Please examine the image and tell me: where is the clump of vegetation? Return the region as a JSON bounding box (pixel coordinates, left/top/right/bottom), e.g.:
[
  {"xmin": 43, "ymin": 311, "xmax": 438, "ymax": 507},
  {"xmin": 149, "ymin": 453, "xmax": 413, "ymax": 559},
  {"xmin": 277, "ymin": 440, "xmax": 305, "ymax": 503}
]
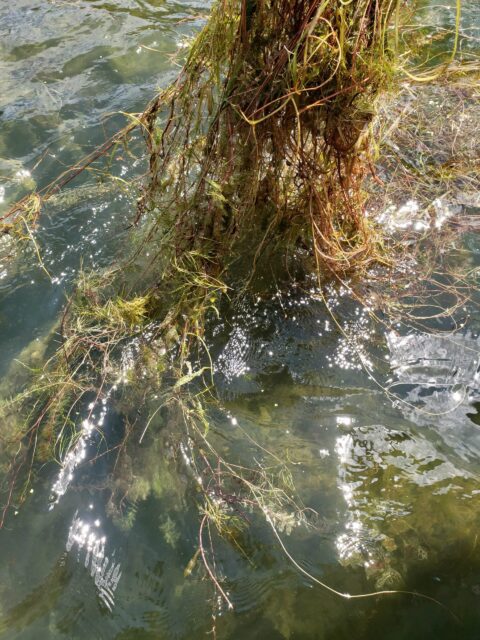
[
  {"xmin": 142, "ymin": 0, "xmax": 409, "ymax": 274},
  {"xmin": 0, "ymin": 0, "xmax": 476, "ymax": 614}
]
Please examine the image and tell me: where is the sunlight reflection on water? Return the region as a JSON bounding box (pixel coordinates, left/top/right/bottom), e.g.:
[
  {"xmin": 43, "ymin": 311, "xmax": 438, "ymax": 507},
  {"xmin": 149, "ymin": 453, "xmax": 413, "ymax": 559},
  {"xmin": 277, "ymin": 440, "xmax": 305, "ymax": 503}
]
[{"xmin": 67, "ymin": 510, "xmax": 122, "ymax": 611}]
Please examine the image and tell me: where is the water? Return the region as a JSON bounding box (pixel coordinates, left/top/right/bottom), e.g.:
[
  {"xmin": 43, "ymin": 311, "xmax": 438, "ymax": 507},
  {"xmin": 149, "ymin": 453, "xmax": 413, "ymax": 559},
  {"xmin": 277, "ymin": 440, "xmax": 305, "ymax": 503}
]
[{"xmin": 0, "ymin": 2, "xmax": 480, "ymax": 639}]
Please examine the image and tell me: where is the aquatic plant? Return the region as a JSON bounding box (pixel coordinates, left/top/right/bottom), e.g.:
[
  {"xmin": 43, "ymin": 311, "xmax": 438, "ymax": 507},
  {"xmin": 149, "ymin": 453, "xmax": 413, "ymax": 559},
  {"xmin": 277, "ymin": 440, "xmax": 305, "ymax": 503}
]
[
  {"xmin": 0, "ymin": 0, "xmax": 477, "ymax": 619},
  {"xmin": 141, "ymin": 0, "xmax": 411, "ymax": 272}
]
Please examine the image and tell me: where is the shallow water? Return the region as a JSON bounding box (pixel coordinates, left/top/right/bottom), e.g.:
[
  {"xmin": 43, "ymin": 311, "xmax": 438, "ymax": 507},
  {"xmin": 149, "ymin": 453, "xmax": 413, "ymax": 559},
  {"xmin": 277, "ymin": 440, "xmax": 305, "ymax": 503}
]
[{"xmin": 0, "ymin": 2, "xmax": 480, "ymax": 639}]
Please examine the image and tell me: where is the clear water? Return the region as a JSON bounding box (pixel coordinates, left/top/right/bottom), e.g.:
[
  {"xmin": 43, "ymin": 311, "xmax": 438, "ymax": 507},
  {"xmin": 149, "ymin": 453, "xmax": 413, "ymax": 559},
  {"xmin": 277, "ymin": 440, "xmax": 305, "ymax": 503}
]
[{"xmin": 0, "ymin": 2, "xmax": 480, "ymax": 639}]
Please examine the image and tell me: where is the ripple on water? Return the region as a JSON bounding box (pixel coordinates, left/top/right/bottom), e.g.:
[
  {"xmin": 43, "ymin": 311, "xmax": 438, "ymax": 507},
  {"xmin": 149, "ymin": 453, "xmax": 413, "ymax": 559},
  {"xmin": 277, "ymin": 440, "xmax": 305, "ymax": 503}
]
[
  {"xmin": 66, "ymin": 510, "xmax": 122, "ymax": 611},
  {"xmin": 387, "ymin": 330, "xmax": 480, "ymax": 462},
  {"xmin": 230, "ymin": 569, "xmax": 293, "ymax": 614},
  {"xmin": 213, "ymin": 284, "xmax": 374, "ymax": 399}
]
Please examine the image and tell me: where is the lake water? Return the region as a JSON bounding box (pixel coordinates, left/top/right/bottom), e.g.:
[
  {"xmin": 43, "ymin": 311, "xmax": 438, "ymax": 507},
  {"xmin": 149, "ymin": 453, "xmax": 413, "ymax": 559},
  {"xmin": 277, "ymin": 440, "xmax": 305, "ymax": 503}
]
[{"xmin": 0, "ymin": 2, "xmax": 479, "ymax": 639}]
